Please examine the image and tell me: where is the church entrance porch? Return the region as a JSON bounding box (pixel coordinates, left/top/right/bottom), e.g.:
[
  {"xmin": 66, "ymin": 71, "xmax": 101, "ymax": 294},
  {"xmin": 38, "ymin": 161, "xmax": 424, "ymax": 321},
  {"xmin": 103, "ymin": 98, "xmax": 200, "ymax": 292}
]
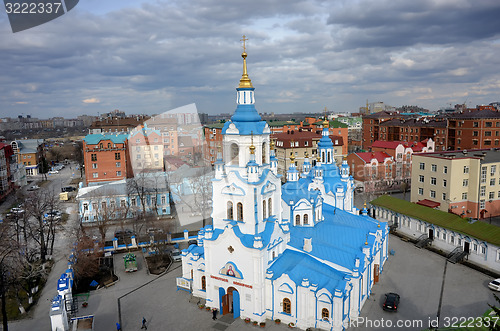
[{"xmin": 220, "ymin": 286, "xmax": 240, "ymax": 318}]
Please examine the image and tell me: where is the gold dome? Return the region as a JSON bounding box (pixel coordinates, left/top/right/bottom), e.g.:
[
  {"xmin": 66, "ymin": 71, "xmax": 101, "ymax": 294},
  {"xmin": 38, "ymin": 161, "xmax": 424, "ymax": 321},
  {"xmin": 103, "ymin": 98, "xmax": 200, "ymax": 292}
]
[{"xmin": 238, "ymin": 36, "xmax": 253, "ymax": 88}]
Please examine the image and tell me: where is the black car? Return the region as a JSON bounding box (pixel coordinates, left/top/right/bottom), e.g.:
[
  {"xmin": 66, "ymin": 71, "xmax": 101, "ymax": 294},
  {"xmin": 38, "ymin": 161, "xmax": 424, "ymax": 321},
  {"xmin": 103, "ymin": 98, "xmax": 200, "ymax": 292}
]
[
  {"xmin": 62, "ymin": 186, "xmax": 76, "ymax": 192},
  {"xmin": 382, "ymin": 292, "xmax": 400, "ymax": 312}
]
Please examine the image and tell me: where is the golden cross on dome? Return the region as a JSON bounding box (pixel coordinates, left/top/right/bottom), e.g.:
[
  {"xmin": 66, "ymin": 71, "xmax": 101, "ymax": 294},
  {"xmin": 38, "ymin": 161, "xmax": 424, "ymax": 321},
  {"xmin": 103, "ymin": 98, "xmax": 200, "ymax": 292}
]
[
  {"xmin": 240, "ymin": 35, "xmax": 248, "ymax": 52},
  {"xmin": 323, "ymin": 106, "xmax": 328, "ymax": 120}
]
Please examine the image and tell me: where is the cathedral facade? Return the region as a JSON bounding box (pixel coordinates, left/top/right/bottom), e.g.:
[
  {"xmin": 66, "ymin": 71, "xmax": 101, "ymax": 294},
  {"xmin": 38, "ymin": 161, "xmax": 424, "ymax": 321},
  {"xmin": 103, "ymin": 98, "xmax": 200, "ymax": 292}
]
[{"xmin": 180, "ymin": 48, "xmax": 389, "ymax": 331}]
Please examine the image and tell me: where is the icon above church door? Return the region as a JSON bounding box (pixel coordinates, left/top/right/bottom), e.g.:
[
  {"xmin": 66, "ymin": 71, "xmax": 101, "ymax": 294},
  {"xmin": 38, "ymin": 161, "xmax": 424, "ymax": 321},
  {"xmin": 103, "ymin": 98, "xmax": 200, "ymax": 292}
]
[{"xmin": 219, "ymin": 262, "xmax": 243, "ymax": 279}]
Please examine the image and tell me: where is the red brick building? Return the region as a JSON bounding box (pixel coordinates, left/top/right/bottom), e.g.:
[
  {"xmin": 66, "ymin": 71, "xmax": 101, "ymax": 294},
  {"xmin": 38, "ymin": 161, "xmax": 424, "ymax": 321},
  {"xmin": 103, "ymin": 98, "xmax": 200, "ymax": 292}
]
[
  {"xmin": 0, "ymin": 143, "xmax": 15, "ymax": 201},
  {"xmin": 346, "ymin": 151, "xmax": 395, "ymax": 192},
  {"xmin": 83, "ymin": 133, "xmax": 131, "ymax": 185},
  {"xmin": 446, "ymin": 106, "xmax": 500, "ymax": 150}
]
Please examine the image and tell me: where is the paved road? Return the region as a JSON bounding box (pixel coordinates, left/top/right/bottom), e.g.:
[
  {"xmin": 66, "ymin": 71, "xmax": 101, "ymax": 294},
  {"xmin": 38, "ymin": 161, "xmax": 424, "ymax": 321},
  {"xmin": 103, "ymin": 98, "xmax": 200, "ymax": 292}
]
[{"xmin": 7, "ymin": 164, "xmax": 83, "ymax": 331}]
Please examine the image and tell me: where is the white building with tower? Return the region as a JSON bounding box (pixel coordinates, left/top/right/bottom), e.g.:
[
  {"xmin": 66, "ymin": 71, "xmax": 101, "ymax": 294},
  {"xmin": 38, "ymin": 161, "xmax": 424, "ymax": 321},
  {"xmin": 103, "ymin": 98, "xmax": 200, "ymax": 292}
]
[{"xmin": 179, "ymin": 44, "xmax": 388, "ymax": 331}]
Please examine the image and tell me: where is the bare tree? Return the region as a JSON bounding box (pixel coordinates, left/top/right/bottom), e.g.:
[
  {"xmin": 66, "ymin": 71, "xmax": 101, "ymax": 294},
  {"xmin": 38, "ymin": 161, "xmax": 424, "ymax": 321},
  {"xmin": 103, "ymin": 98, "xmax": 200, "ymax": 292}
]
[
  {"xmin": 72, "ymin": 228, "xmax": 101, "ymax": 284},
  {"xmin": 0, "ymin": 222, "xmax": 21, "ymax": 330}
]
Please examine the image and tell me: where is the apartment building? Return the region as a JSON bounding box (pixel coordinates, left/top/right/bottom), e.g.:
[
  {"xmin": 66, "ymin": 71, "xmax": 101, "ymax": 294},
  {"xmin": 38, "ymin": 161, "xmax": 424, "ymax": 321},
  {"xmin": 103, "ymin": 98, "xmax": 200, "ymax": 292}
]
[
  {"xmin": 411, "ymin": 149, "xmax": 500, "ymax": 219},
  {"xmin": 346, "ymin": 151, "xmax": 394, "ymax": 192},
  {"xmin": 145, "ymin": 115, "xmax": 179, "ymax": 156},
  {"xmin": 0, "ymin": 143, "xmax": 15, "ymax": 201},
  {"xmin": 273, "ymin": 130, "xmax": 344, "ymax": 177},
  {"xmin": 83, "ymin": 133, "xmax": 130, "ymax": 185},
  {"xmin": 204, "ymin": 123, "xmax": 224, "ymax": 164},
  {"xmin": 447, "ymin": 106, "xmax": 500, "ymax": 150}
]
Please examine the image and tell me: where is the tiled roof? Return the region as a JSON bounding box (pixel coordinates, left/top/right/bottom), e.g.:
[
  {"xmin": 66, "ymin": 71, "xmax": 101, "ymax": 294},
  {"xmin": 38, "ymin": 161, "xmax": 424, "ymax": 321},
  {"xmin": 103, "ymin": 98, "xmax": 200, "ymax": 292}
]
[
  {"xmin": 447, "ymin": 109, "xmax": 500, "ymax": 120},
  {"xmin": 353, "ymin": 151, "xmax": 392, "ymax": 163},
  {"xmin": 273, "ymin": 131, "xmax": 343, "ymax": 148},
  {"xmin": 379, "ymin": 118, "xmax": 447, "ymax": 128}
]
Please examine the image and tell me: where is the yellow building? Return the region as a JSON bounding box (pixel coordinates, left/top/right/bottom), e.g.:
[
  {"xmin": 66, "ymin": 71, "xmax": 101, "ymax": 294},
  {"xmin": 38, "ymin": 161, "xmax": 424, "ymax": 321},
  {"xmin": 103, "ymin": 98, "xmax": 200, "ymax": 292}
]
[{"xmin": 411, "ymin": 149, "xmax": 500, "ymax": 220}]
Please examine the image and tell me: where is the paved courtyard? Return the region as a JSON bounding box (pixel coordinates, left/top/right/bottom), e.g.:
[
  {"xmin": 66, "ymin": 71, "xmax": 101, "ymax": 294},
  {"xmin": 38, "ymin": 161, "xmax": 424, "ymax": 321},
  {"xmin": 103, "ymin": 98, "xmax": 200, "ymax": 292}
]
[{"xmin": 8, "ymin": 233, "xmax": 497, "ymax": 331}]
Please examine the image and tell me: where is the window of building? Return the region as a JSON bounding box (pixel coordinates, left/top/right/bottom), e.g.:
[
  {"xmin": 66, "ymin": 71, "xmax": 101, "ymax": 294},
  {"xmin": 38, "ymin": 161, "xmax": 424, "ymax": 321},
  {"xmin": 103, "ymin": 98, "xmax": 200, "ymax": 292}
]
[
  {"xmin": 93, "ymin": 172, "xmax": 98, "ymax": 178},
  {"xmin": 268, "ymin": 198, "xmax": 272, "ymax": 216},
  {"xmin": 481, "ymin": 246, "xmax": 486, "ymax": 255},
  {"xmin": 443, "ymin": 166, "xmax": 448, "ymax": 174},
  {"xmin": 462, "ymin": 192, "xmax": 467, "ymax": 200},
  {"xmin": 227, "ymin": 201, "xmax": 233, "ymax": 220},
  {"xmin": 91, "ymin": 154, "xmax": 97, "ymax": 161},
  {"xmin": 431, "ymin": 164, "xmax": 437, "ymax": 172},
  {"xmin": 418, "ymin": 188, "xmax": 423, "ymax": 195},
  {"xmin": 492, "ymin": 165, "xmax": 497, "ymax": 175},
  {"xmin": 430, "ymin": 190, "xmax": 436, "ymax": 198},
  {"xmin": 486, "ymin": 122, "xmax": 493, "ymax": 127},
  {"xmin": 115, "ymin": 153, "xmax": 121, "ymax": 160},
  {"xmin": 322, "ymin": 308, "xmax": 329, "ymax": 321},
  {"xmin": 431, "ymin": 177, "xmax": 436, "ymax": 185},
  {"xmin": 442, "ymin": 193, "xmax": 446, "ymax": 200},
  {"xmin": 92, "ymin": 163, "xmax": 97, "ymax": 169},
  {"xmin": 419, "ymin": 175, "xmax": 424, "ymax": 183},
  {"xmin": 481, "ymin": 167, "xmax": 487, "ymax": 183},
  {"xmin": 491, "ymin": 178, "xmax": 496, "ymax": 186},
  {"xmin": 473, "ymin": 122, "xmax": 479, "ymax": 127},
  {"xmin": 485, "ymin": 140, "xmax": 492, "ymax": 145},
  {"xmin": 116, "ymin": 171, "xmax": 122, "ymax": 176},
  {"xmin": 116, "ymin": 162, "xmax": 121, "ymax": 167},
  {"xmin": 161, "ymin": 196, "xmax": 166, "ymax": 204},
  {"xmin": 480, "ymin": 186, "xmax": 486, "ymax": 197},
  {"xmin": 283, "ymin": 298, "xmax": 291, "ymax": 314},
  {"xmin": 83, "ymin": 203, "xmax": 88, "ymax": 211},
  {"xmin": 237, "ymin": 202, "xmax": 243, "ymax": 222},
  {"xmin": 473, "ymin": 131, "xmax": 479, "ymax": 136},
  {"xmin": 489, "ymin": 191, "xmax": 495, "ymax": 199},
  {"xmin": 201, "ymin": 276, "xmax": 206, "ymax": 291},
  {"xmin": 263, "ymin": 200, "xmax": 267, "ymax": 219},
  {"xmin": 442, "ymin": 233, "xmax": 446, "ymax": 240},
  {"xmin": 486, "ymin": 131, "xmax": 492, "ymax": 136},
  {"xmin": 480, "ymin": 200, "xmax": 485, "ymax": 209},
  {"xmin": 136, "ymin": 146, "xmax": 141, "ymax": 152},
  {"xmin": 463, "ymin": 179, "xmax": 468, "ymax": 186},
  {"xmin": 295, "ymin": 214, "xmax": 300, "ymax": 226},
  {"xmin": 304, "ymin": 214, "xmax": 309, "ymax": 225},
  {"xmin": 443, "ymin": 179, "xmax": 447, "ymax": 187},
  {"xmin": 136, "ymin": 139, "xmax": 140, "ymax": 143},
  {"xmin": 473, "ymin": 139, "xmax": 478, "ymax": 145},
  {"xmin": 464, "ymin": 166, "xmax": 469, "ymax": 174},
  {"xmin": 131, "ymin": 198, "xmax": 136, "ymax": 206},
  {"xmin": 419, "ymin": 162, "xmax": 425, "ymax": 170}
]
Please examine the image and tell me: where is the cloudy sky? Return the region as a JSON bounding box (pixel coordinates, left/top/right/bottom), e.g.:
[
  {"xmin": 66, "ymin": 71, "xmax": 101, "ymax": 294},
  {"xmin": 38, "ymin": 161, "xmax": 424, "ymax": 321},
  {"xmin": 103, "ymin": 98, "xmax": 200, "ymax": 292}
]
[{"xmin": 1, "ymin": 0, "xmax": 500, "ymax": 119}]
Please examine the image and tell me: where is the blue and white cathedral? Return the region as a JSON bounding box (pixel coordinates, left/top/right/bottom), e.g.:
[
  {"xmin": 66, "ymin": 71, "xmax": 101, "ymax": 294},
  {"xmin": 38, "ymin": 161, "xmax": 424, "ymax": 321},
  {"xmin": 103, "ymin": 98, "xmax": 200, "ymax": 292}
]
[{"xmin": 180, "ymin": 45, "xmax": 389, "ymax": 331}]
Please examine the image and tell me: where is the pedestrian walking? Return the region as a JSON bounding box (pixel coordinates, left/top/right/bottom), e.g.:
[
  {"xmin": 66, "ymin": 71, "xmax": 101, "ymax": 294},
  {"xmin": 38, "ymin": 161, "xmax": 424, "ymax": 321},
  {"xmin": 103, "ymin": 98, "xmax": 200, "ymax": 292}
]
[
  {"xmin": 212, "ymin": 308, "xmax": 217, "ymax": 320},
  {"xmin": 116, "ymin": 322, "xmax": 121, "ymax": 331},
  {"xmin": 141, "ymin": 317, "xmax": 147, "ymax": 329}
]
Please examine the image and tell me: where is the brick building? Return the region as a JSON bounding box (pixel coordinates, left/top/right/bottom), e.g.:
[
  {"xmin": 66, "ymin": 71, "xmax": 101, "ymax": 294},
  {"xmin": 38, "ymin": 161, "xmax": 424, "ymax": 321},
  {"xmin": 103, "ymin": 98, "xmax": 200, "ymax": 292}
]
[
  {"xmin": 83, "ymin": 133, "xmax": 130, "ymax": 185},
  {"xmin": 204, "ymin": 123, "xmax": 224, "ymax": 164},
  {"xmin": 0, "ymin": 143, "xmax": 15, "ymax": 201},
  {"xmin": 446, "ymin": 106, "xmax": 500, "ymax": 151},
  {"xmin": 89, "ymin": 115, "xmax": 150, "ymax": 134},
  {"xmin": 273, "ymin": 130, "xmax": 345, "ymax": 177},
  {"xmin": 346, "ymin": 151, "xmax": 394, "ymax": 192}
]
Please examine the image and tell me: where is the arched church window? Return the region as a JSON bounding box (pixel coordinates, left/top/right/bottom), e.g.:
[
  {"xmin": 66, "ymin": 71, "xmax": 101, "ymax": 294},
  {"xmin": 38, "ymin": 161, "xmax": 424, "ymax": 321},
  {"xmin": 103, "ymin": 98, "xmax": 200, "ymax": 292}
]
[
  {"xmin": 272, "ymin": 251, "xmax": 275, "ymax": 260},
  {"xmin": 328, "ymin": 151, "xmax": 331, "ymax": 163},
  {"xmin": 322, "ymin": 151, "xmax": 325, "ymax": 163},
  {"xmin": 268, "ymin": 198, "xmax": 272, "ymax": 216},
  {"xmin": 227, "ymin": 201, "xmax": 233, "ymax": 220},
  {"xmin": 295, "ymin": 214, "xmax": 300, "ymax": 226},
  {"xmin": 263, "ymin": 200, "xmax": 267, "ymax": 219},
  {"xmin": 230, "ymin": 143, "xmax": 239, "ymax": 165},
  {"xmin": 322, "ymin": 308, "xmax": 329, "ymax": 320},
  {"xmin": 201, "ymin": 276, "xmax": 206, "ymax": 291},
  {"xmin": 304, "ymin": 214, "xmax": 309, "ymax": 225},
  {"xmin": 262, "ymin": 142, "xmax": 267, "ymax": 164},
  {"xmin": 237, "ymin": 202, "xmax": 243, "ymax": 222},
  {"xmin": 283, "ymin": 298, "xmax": 291, "ymax": 314}
]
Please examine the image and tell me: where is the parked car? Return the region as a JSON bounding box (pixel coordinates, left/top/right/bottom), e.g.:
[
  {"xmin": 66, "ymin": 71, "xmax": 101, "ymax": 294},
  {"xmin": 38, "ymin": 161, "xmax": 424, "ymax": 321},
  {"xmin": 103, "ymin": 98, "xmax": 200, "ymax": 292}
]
[
  {"xmin": 382, "ymin": 293, "xmax": 400, "ymax": 312},
  {"xmin": 61, "ymin": 186, "xmax": 76, "ymax": 192},
  {"xmin": 171, "ymin": 249, "xmax": 182, "ymax": 262},
  {"xmin": 114, "ymin": 229, "xmax": 134, "ymax": 240},
  {"xmin": 48, "ymin": 170, "xmax": 59, "ymax": 174},
  {"xmin": 27, "ymin": 185, "xmax": 40, "ymax": 191},
  {"xmin": 488, "ymin": 278, "xmax": 500, "ymax": 291}
]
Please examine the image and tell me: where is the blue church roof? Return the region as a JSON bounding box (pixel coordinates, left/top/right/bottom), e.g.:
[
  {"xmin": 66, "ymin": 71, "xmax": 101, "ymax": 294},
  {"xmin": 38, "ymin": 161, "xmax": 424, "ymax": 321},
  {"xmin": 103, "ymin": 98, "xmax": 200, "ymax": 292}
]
[
  {"xmin": 268, "ymin": 250, "xmax": 348, "ymax": 293},
  {"xmin": 282, "ymin": 180, "xmax": 320, "ymax": 206},
  {"xmin": 222, "ymin": 117, "xmax": 267, "ymax": 135},
  {"xmin": 287, "ymin": 205, "xmax": 382, "ymax": 271}
]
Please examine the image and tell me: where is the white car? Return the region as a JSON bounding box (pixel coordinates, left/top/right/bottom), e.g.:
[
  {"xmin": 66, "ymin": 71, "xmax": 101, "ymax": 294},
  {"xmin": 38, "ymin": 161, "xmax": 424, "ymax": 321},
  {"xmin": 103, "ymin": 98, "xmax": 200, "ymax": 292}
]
[
  {"xmin": 48, "ymin": 170, "xmax": 59, "ymax": 174},
  {"xmin": 488, "ymin": 279, "xmax": 500, "ymax": 291},
  {"xmin": 171, "ymin": 249, "xmax": 182, "ymax": 262},
  {"xmin": 27, "ymin": 185, "xmax": 40, "ymax": 191}
]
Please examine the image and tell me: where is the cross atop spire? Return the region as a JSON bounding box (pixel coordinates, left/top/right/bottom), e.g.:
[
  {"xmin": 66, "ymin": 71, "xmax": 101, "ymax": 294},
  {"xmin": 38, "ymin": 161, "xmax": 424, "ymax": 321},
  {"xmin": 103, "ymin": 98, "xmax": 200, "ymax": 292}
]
[{"xmin": 240, "ymin": 35, "xmax": 248, "ymax": 53}]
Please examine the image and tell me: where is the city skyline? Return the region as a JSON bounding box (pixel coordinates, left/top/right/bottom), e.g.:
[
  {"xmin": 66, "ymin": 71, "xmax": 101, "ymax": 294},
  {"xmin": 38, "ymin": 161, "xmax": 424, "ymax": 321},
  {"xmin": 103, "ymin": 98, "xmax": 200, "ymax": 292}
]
[{"xmin": 1, "ymin": 0, "xmax": 500, "ymax": 118}]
